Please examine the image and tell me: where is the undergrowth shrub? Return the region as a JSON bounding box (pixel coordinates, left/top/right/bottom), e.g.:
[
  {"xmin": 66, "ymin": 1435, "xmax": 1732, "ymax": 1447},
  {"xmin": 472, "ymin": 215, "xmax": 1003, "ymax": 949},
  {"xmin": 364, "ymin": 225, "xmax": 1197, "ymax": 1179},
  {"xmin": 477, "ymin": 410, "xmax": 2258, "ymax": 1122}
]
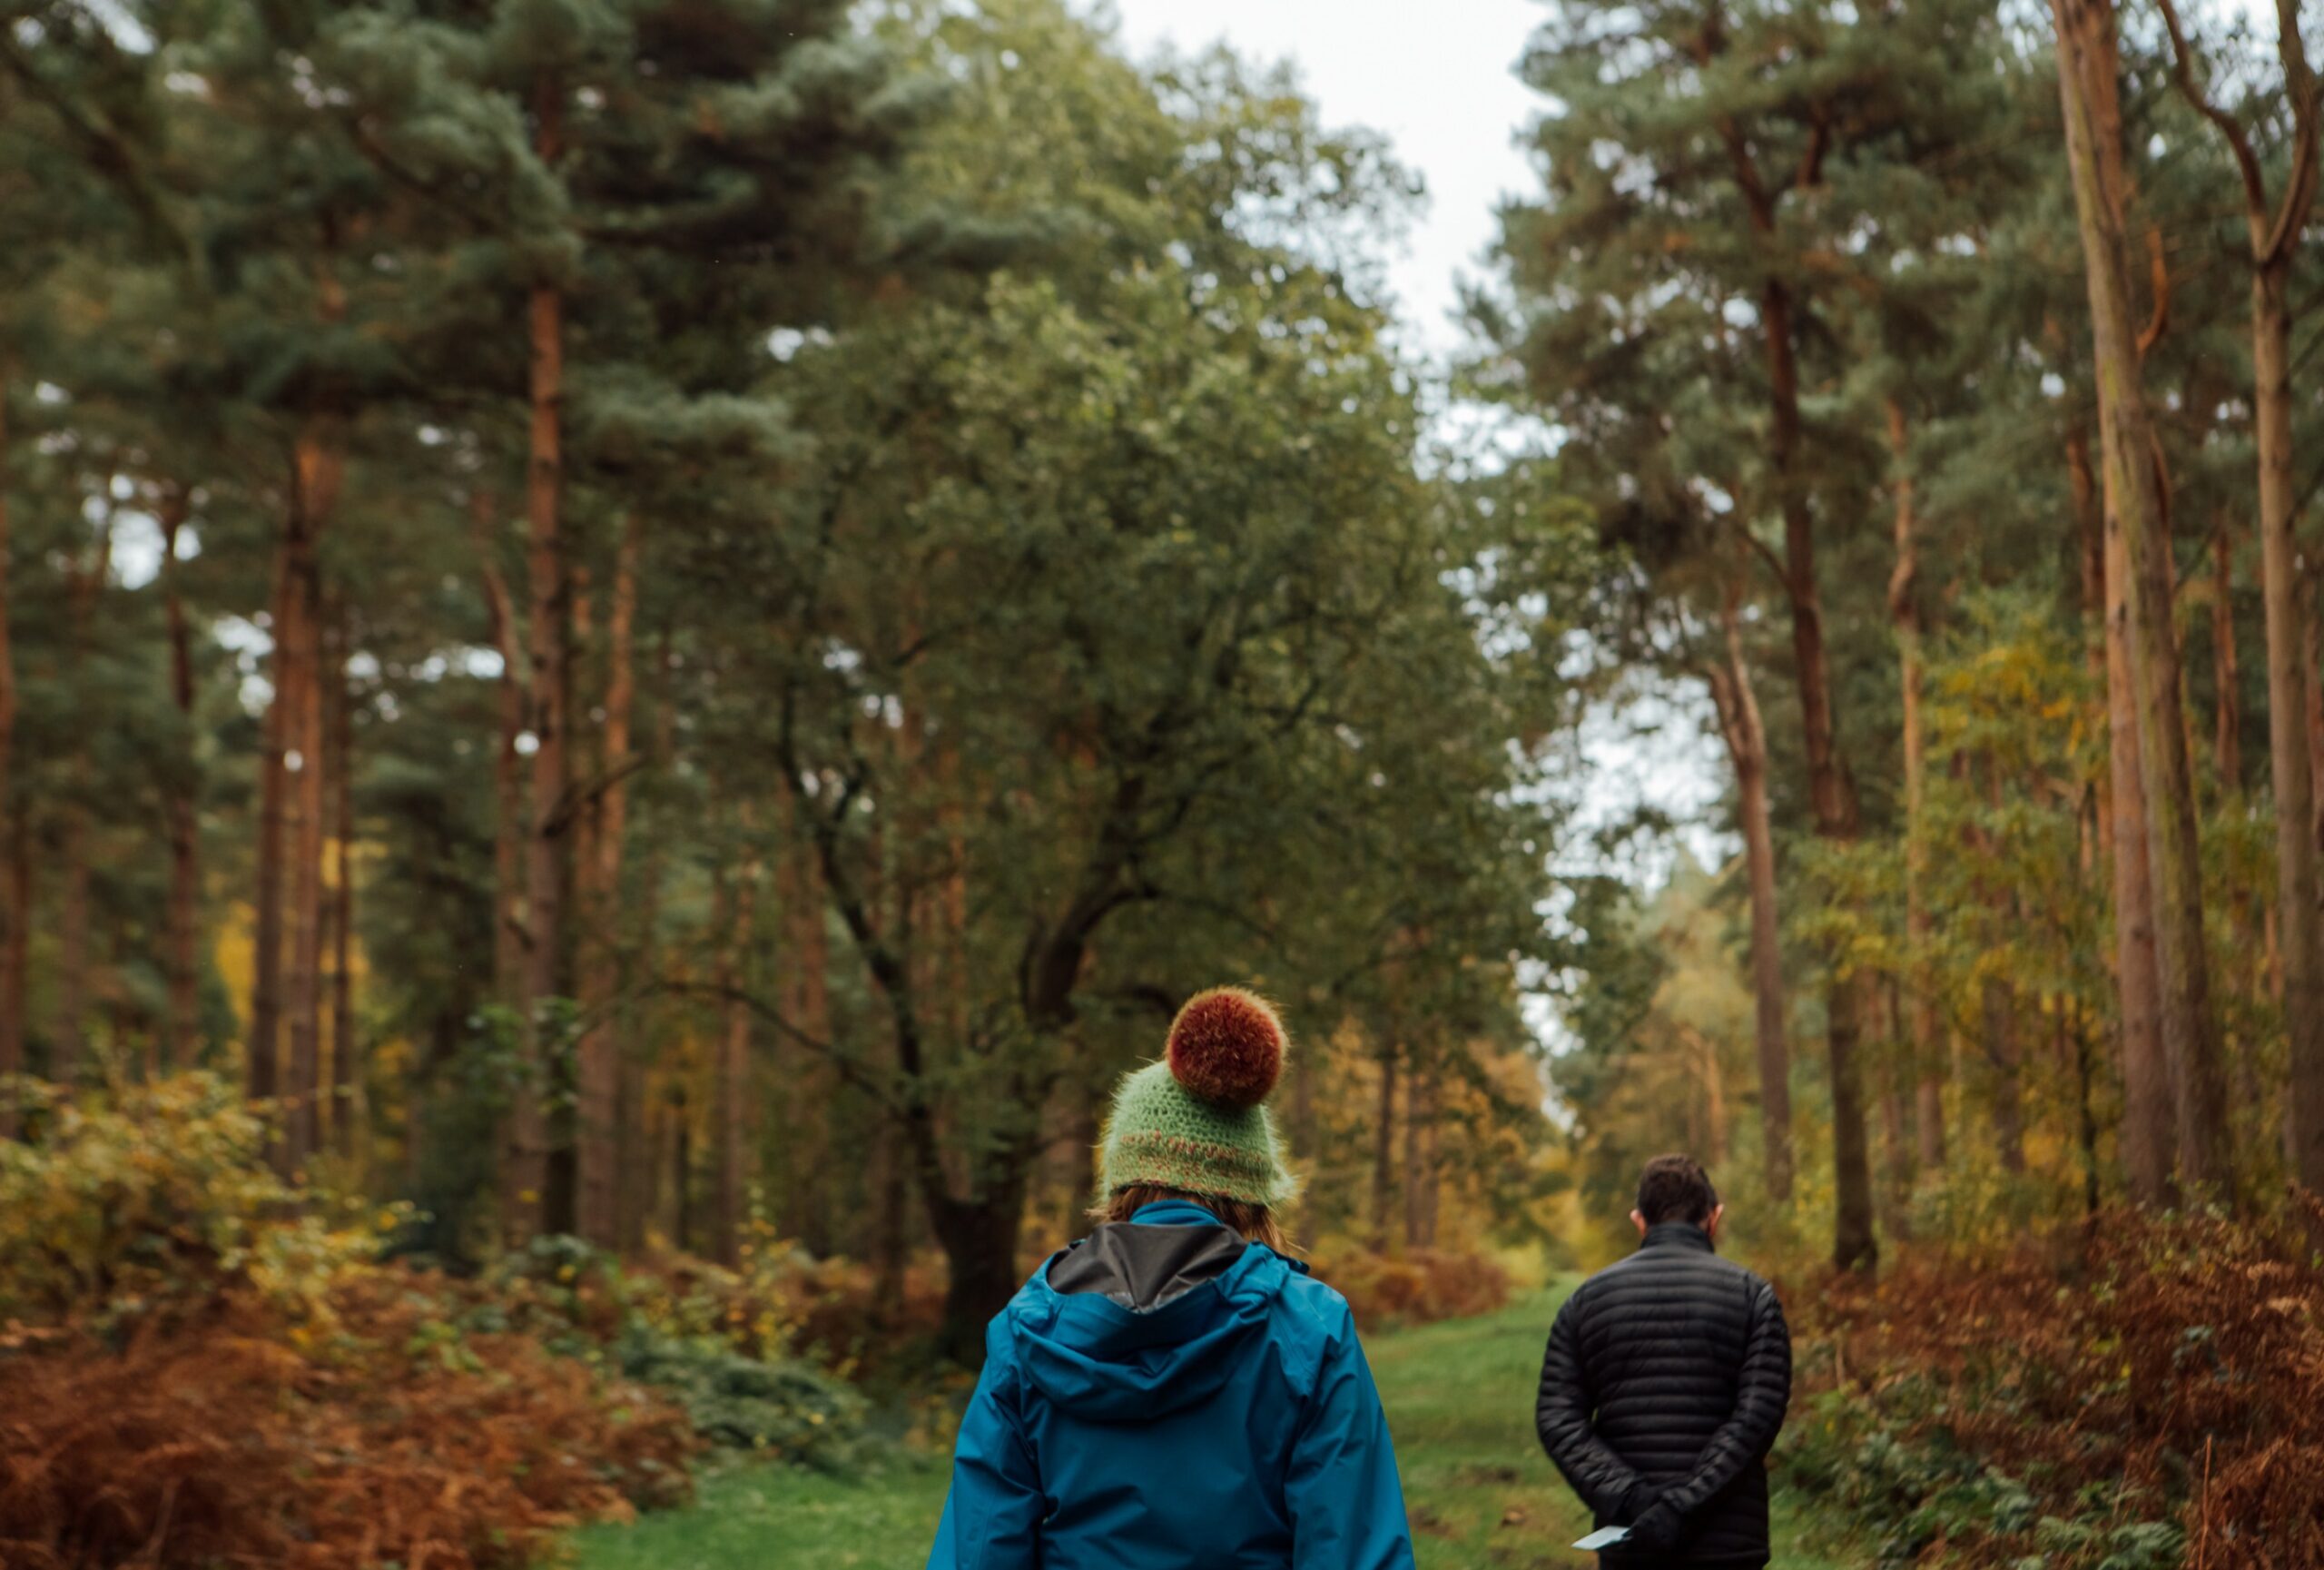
[
  {"xmin": 0, "ymin": 1071, "xmax": 878, "ymax": 1566},
  {"xmin": 0, "ymin": 1278, "xmax": 694, "ymax": 1570},
  {"xmin": 618, "ymin": 1327, "xmax": 868, "ymax": 1468},
  {"xmin": 1320, "ymin": 1247, "xmax": 1512, "ymax": 1331},
  {"xmin": 473, "ymin": 1230, "xmax": 877, "ymax": 1465},
  {"xmin": 1777, "ymin": 1205, "xmax": 2324, "ymax": 1567},
  {"xmin": 0, "ymin": 1073, "xmax": 397, "ymax": 1331}
]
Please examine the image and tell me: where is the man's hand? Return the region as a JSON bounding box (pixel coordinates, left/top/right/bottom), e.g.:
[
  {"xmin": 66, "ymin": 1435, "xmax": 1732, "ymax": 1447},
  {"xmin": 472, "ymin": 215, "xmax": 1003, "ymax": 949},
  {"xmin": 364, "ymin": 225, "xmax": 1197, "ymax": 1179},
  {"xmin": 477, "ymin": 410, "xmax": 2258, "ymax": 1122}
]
[
  {"xmin": 1626, "ymin": 1497, "xmax": 1684, "ymax": 1553},
  {"xmin": 1614, "ymin": 1482, "xmax": 1657, "ymax": 1527}
]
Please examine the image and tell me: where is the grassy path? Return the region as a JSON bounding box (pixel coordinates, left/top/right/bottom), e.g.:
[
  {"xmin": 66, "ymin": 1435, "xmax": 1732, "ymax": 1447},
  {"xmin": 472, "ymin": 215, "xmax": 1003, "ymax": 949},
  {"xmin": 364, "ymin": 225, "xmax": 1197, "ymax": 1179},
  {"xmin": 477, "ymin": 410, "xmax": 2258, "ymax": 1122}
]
[{"xmin": 568, "ymin": 1287, "xmax": 1852, "ymax": 1569}]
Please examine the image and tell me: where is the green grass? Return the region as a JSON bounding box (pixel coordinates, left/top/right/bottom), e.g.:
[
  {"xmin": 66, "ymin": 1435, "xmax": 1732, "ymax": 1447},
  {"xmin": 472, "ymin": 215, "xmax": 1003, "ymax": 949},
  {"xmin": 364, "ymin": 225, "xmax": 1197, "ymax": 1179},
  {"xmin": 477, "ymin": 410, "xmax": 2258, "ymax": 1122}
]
[
  {"xmin": 566, "ymin": 1461, "xmax": 952, "ymax": 1570},
  {"xmin": 567, "ymin": 1287, "xmax": 1857, "ymax": 1569}
]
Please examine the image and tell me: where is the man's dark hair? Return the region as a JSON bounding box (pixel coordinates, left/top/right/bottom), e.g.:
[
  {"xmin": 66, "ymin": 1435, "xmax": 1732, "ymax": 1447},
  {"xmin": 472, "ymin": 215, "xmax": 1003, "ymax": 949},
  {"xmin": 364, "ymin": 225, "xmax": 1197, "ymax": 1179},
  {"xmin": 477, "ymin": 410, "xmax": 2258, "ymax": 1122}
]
[{"xmin": 1636, "ymin": 1154, "xmax": 1718, "ymax": 1226}]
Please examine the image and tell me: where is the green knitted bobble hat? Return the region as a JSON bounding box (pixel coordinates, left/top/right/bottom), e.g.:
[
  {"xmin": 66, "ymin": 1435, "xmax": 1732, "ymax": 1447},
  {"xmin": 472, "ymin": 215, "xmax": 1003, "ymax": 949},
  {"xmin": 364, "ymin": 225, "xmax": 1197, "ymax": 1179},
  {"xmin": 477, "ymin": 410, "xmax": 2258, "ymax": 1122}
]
[{"xmin": 1100, "ymin": 986, "xmax": 1297, "ymax": 1208}]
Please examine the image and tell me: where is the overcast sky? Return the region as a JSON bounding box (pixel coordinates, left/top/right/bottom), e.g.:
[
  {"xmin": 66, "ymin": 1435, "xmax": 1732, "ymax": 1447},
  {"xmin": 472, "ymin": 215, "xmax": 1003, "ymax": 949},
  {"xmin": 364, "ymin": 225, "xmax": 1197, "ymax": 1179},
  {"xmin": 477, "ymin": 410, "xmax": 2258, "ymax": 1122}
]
[
  {"xmin": 1106, "ymin": 0, "xmax": 2281, "ymax": 371},
  {"xmin": 1107, "ymin": 0, "xmax": 1539, "ymax": 374}
]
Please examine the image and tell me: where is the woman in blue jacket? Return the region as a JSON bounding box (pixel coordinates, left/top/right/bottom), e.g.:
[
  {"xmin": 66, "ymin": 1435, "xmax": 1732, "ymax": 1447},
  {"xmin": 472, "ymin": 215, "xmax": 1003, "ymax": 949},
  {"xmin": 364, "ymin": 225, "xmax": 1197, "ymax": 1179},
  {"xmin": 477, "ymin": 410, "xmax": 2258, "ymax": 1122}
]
[{"xmin": 928, "ymin": 987, "xmax": 1416, "ymax": 1570}]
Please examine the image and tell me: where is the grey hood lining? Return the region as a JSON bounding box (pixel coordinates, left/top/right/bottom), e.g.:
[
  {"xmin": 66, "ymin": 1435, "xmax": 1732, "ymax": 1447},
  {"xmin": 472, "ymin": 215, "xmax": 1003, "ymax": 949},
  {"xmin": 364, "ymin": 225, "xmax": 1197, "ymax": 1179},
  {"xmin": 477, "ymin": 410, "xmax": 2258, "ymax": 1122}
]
[{"xmin": 1047, "ymin": 1220, "xmax": 1249, "ymax": 1312}]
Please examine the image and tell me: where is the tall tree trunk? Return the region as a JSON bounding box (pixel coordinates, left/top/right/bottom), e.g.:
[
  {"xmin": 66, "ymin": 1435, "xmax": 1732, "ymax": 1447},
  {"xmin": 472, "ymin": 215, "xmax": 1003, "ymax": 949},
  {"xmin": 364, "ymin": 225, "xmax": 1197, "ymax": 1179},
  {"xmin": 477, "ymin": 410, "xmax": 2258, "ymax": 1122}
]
[
  {"xmin": 325, "ymin": 600, "xmax": 356, "ymax": 1158},
  {"xmin": 1700, "ymin": 1028, "xmax": 1729, "ymax": 1169},
  {"xmin": 1983, "ymin": 980, "xmax": 2028, "ymax": 1176},
  {"xmin": 2307, "ymin": 572, "xmax": 2324, "ymax": 862},
  {"xmin": 714, "ymin": 815, "xmax": 760, "ymax": 1268},
  {"xmin": 0, "ymin": 354, "xmax": 17, "ymax": 1129},
  {"xmin": 2211, "ymin": 515, "xmax": 2242, "ymax": 786},
  {"xmin": 929, "ymin": 1181, "xmax": 1029, "ymax": 1366},
  {"xmin": 2259, "ymin": 256, "xmax": 2324, "ymax": 1190},
  {"xmin": 1402, "ymin": 1066, "xmax": 1431, "ymax": 1249},
  {"xmin": 576, "ymin": 518, "xmax": 638, "ymax": 1249},
  {"xmin": 1978, "ymin": 766, "xmax": 2029, "ymax": 1178},
  {"xmin": 159, "ymin": 490, "xmax": 202, "ymax": 1068},
  {"xmin": 1765, "ymin": 275, "xmax": 1876, "ymax": 1270},
  {"xmin": 565, "ymin": 570, "xmax": 598, "ymax": 1227},
  {"xmin": 473, "ymin": 492, "xmax": 527, "ymax": 1012},
  {"xmin": 54, "ymin": 801, "xmax": 89, "ymax": 1085},
  {"xmin": 474, "ymin": 491, "xmax": 537, "ymax": 1234},
  {"xmin": 2155, "ymin": 0, "xmax": 2324, "ymax": 1190},
  {"xmin": 0, "ymin": 818, "xmax": 24, "ymax": 1136},
  {"xmin": 2070, "ymin": 1001, "xmax": 2103, "ymax": 1217},
  {"xmin": 872, "ymin": 1116, "xmax": 911, "ymax": 1307},
  {"xmin": 2083, "ymin": 427, "xmax": 2175, "ymax": 1203},
  {"xmin": 1372, "ymin": 1031, "xmax": 1399, "ymax": 1249},
  {"xmin": 284, "ymin": 426, "xmax": 339, "ymax": 1165},
  {"xmin": 620, "ymin": 630, "xmax": 677, "ymax": 1253},
  {"xmin": 2053, "ymin": 0, "xmax": 2231, "ymax": 1194},
  {"xmin": 1706, "ymin": 584, "xmax": 1793, "ymax": 1200},
  {"xmin": 793, "ymin": 832, "xmax": 833, "ymax": 1249},
  {"xmin": 251, "ymin": 523, "xmax": 294, "ymax": 1113},
  {"xmin": 1878, "ymin": 1066, "xmax": 1914, "ymax": 1239},
  {"xmin": 1888, "ymin": 400, "xmax": 1947, "ymax": 1176},
  {"xmin": 516, "ymin": 70, "xmax": 570, "ymax": 1237},
  {"xmin": 54, "ymin": 512, "xmax": 115, "ymax": 1088},
  {"xmin": 671, "ymin": 1086, "xmax": 694, "ymax": 1256}
]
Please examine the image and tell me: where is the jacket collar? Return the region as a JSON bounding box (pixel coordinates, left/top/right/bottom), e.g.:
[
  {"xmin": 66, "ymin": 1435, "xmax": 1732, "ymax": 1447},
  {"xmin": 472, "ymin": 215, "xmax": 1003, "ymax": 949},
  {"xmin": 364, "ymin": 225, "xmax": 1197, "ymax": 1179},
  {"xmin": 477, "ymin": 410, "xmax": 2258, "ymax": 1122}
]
[
  {"xmin": 1130, "ymin": 1198, "xmax": 1231, "ymax": 1229},
  {"xmin": 1640, "ymin": 1219, "xmax": 1716, "ymax": 1253}
]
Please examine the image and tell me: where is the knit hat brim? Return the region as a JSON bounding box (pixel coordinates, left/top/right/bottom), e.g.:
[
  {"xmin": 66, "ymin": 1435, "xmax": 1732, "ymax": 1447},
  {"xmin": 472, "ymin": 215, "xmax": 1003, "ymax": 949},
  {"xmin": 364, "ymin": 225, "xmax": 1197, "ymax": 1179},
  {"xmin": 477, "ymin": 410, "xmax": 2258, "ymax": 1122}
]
[{"xmin": 1099, "ymin": 1059, "xmax": 1298, "ymax": 1208}]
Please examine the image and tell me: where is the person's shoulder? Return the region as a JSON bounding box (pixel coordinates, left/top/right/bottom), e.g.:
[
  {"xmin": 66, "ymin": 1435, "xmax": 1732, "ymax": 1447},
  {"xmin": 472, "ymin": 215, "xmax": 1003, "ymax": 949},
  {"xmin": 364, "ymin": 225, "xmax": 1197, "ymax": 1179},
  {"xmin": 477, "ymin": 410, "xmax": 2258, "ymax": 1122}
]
[
  {"xmin": 1734, "ymin": 1262, "xmax": 1786, "ymax": 1312},
  {"xmin": 1272, "ymin": 1250, "xmax": 1356, "ymax": 1328},
  {"xmin": 1583, "ymin": 1243, "xmax": 1762, "ymax": 1298}
]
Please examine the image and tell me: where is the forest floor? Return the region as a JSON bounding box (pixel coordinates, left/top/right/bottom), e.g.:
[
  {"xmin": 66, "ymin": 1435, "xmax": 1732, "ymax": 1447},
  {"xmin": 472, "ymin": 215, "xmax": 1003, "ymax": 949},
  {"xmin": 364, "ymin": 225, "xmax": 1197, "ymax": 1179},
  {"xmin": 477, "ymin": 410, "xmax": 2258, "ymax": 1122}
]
[{"xmin": 566, "ymin": 1283, "xmax": 1856, "ymax": 1569}]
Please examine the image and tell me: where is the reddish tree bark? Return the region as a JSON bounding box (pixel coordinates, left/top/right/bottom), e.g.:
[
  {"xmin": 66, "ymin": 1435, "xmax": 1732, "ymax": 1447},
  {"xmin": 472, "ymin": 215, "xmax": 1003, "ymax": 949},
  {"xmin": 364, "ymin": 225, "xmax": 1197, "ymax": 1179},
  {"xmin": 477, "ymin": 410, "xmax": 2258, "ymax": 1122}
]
[
  {"xmin": 2211, "ymin": 515, "xmax": 2241, "ymax": 787},
  {"xmin": 713, "ymin": 813, "xmax": 761, "ymax": 1268},
  {"xmin": 0, "ymin": 353, "xmax": 17, "ymax": 1131},
  {"xmin": 158, "ymin": 489, "xmax": 202, "ymax": 1069},
  {"xmin": 512, "ymin": 67, "xmax": 570, "ymax": 1238},
  {"xmin": 325, "ymin": 599, "xmax": 356, "ymax": 1158},
  {"xmin": 2078, "ymin": 426, "xmax": 2174, "ymax": 1204},
  {"xmin": 2157, "ymin": 0, "xmax": 2324, "ymax": 1195},
  {"xmin": 1371, "ymin": 1027, "xmax": 1399, "ymax": 1249},
  {"xmin": 1, "ymin": 819, "xmax": 24, "ymax": 1137},
  {"xmin": 1705, "ymin": 582, "xmax": 1792, "ymax": 1200},
  {"xmin": 1709, "ymin": 94, "xmax": 1876, "ymax": 1267},
  {"xmin": 1888, "ymin": 400, "xmax": 1947, "ymax": 1176},
  {"xmin": 283, "ymin": 425, "xmax": 340, "ymax": 1166},
  {"xmin": 575, "ymin": 518, "xmax": 639, "ymax": 1248},
  {"xmin": 2053, "ymin": 0, "xmax": 2232, "ymax": 1193},
  {"xmin": 54, "ymin": 508, "xmax": 115, "ymax": 1088}
]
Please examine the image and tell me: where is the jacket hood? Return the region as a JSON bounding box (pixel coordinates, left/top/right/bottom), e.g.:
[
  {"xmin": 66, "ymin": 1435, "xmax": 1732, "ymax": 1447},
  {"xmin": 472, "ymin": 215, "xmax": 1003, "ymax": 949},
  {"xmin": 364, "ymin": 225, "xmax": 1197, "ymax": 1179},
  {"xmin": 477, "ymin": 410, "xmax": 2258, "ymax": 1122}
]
[{"xmin": 1006, "ymin": 1200, "xmax": 1305, "ymax": 1422}]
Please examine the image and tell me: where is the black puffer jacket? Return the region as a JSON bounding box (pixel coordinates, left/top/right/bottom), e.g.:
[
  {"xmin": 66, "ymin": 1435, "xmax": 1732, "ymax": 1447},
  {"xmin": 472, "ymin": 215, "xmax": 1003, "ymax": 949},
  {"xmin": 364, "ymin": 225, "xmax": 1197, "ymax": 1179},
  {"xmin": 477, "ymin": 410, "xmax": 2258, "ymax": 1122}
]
[{"xmin": 1535, "ymin": 1223, "xmax": 1792, "ymax": 1568}]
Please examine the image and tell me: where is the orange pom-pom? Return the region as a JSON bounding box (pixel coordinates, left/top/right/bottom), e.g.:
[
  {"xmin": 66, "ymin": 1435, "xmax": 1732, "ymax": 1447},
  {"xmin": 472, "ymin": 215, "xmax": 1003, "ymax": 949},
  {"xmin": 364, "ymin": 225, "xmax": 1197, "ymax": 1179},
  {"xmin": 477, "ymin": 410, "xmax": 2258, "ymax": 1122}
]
[{"xmin": 1166, "ymin": 988, "xmax": 1286, "ymax": 1110}]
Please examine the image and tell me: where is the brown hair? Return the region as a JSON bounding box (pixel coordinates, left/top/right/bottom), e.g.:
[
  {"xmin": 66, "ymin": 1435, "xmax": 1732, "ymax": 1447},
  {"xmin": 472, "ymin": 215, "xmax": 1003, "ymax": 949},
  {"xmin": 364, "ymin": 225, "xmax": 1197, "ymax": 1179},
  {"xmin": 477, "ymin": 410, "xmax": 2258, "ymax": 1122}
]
[
  {"xmin": 1636, "ymin": 1153, "xmax": 1719, "ymax": 1226},
  {"xmin": 1095, "ymin": 1185, "xmax": 1290, "ymax": 1253}
]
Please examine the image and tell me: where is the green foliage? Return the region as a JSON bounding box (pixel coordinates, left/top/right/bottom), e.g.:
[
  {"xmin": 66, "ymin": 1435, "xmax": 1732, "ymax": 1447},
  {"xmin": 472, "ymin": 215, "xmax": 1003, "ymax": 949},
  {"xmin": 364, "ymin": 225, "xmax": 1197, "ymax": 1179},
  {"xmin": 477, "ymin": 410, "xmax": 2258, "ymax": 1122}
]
[
  {"xmin": 617, "ymin": 1327, "xmax": 868, "ymax": 1470},
  {"xmin": 1781, "ymin": 1381, "xmax": 2183, "ymax": 1570},
  {"xmin": 465, "ymin": 1229, "xmax": 875, "ymax": 1468},
  {"xmin": 0, "ymin": 1071, "xmax": 399, "ymax": 1329}
]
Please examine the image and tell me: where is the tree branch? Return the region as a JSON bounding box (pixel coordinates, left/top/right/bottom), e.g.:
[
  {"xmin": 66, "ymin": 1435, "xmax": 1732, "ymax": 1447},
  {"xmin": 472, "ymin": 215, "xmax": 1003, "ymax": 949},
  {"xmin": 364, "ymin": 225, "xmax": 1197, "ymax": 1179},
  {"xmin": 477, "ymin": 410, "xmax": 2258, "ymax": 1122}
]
[{"xmin": 2154, "ymin": 0, "xmax": 2270, "ymax": 217}]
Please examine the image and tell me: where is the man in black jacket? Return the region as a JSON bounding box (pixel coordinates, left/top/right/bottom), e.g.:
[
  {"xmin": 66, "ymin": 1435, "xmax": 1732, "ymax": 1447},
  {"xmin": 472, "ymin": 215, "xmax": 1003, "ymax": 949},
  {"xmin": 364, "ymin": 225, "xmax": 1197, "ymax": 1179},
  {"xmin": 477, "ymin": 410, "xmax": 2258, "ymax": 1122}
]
[{"xmin": 1535, "ymin": 1155, "xmax": 1792, "ymax": 1567}]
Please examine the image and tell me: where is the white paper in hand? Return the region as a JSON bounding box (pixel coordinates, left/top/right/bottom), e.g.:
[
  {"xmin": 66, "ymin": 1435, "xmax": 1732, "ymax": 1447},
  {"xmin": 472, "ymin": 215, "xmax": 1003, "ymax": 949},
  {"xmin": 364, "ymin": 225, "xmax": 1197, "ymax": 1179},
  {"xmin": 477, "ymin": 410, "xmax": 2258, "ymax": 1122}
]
[{"xmin": 1572, "ymin": 1526, "xmax": 1632, "ymax": 1550}]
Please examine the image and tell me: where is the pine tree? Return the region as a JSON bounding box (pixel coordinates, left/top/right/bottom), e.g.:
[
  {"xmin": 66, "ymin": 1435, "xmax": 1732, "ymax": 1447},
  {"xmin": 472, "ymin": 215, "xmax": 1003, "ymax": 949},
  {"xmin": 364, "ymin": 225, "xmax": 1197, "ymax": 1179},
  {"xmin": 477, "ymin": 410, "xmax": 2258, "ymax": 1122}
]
[
  {"xmin": 1490, "ymin": 0, "xmax": 2024, "ymax": 1268},
  {"xmin": 2051, "ymin": 0, "xmax": 2232, "ymax": 1194},
  {"xmin": 2155, "ymin": 0, "xmax": 2324, "ymax": 1197}
]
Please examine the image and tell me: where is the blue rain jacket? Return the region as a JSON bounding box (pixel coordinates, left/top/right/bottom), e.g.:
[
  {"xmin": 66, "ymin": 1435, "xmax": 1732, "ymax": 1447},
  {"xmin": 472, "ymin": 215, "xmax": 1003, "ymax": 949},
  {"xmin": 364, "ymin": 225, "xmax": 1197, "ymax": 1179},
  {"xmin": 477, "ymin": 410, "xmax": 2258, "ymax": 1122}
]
[{"xmin": 928, "ymin": 1200, "xmax": 1415, "ymax": 1570}]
